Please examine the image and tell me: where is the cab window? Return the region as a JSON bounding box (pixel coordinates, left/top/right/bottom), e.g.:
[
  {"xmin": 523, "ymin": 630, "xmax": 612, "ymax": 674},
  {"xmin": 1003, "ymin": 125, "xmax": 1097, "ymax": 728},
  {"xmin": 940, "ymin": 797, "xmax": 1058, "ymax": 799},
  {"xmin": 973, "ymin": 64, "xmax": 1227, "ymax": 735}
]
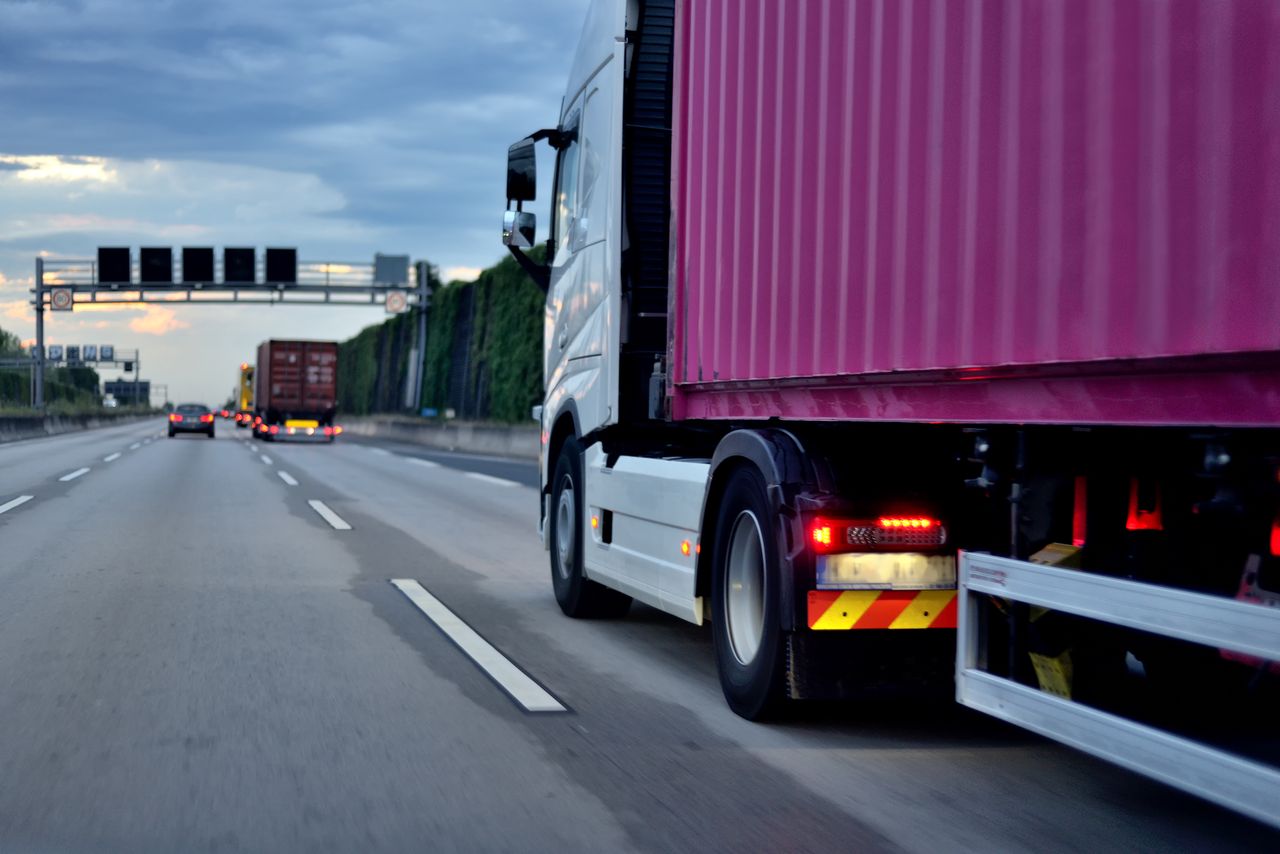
[{"xmin": 552, "ymin": 111, "xmax": 580, "ymax": 262}]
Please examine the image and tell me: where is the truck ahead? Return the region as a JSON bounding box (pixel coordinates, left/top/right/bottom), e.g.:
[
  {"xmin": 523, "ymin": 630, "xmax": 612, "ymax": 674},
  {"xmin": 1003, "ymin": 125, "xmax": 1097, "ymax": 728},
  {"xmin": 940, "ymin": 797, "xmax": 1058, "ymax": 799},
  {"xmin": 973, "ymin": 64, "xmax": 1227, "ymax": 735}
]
[
  {"xmin": 252, "ymin": 339, "xmax": 342, "ymax": 442},
  {"xmin": 502, "ymin": 0, "xmax": 1280, "ymax": 825}
]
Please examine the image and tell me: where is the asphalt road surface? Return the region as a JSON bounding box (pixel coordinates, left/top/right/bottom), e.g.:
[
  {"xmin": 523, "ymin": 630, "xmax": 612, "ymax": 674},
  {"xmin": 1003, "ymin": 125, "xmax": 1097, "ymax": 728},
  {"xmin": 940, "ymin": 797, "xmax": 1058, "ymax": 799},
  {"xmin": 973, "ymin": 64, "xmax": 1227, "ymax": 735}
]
[{"xmin": 1, "ymin": 418, "xmax": 1276, "ymax": 852}]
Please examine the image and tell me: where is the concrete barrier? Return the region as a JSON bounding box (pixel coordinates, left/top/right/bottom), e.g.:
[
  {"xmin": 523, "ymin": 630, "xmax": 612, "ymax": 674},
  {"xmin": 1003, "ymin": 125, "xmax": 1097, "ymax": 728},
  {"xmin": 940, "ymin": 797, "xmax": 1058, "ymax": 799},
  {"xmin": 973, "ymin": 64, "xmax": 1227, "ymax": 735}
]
[
  {"xmin": 0, "ymin": 412, "xmax": 153, "ymax": 444},
  {"xmin": 342, "ymin": 416, "xmax": 539, "ymax": 460}
]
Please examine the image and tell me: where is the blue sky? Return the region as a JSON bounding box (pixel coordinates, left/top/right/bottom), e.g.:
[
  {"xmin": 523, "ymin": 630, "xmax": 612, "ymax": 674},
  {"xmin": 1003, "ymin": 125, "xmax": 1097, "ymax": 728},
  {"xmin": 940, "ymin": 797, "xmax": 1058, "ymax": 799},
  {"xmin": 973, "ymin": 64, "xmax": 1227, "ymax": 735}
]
[{"xmin": 0, "ymin": 0, "xmax": 586, "ymax": 404}]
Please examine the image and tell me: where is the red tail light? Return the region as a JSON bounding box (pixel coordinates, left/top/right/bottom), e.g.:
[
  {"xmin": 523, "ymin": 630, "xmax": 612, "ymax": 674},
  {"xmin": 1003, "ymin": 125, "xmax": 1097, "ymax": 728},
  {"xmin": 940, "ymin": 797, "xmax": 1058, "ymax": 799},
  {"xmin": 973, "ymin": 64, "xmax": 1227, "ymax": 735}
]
[
  {"xmin": 1125, "ymin": 478, "xmax": 1163, "ymax": 531},
  {"xmin": 200, "ymin": 414, "xmax": 214, "ymax": 423},
  {"xmin": 1270, "ymin": 512, "xmax": 1280, "ymax": 558},
  {"xmin": 810, "ymin": 516, "xmax": 946, "ymax": 554},
  {"xmin": 269, "ymin": 425, "xmax": 279, "ymax": 434},
  {"xmin": 1072, "ymin": 475, "xmax": 1088, "ymax": 547},
  {"xmin": 169, "ymin": 414, "xmax": 183, "ymax": 422},
  {"xmin": 323, "ymin": 426, "xmax": 334, "ymax": 436}
]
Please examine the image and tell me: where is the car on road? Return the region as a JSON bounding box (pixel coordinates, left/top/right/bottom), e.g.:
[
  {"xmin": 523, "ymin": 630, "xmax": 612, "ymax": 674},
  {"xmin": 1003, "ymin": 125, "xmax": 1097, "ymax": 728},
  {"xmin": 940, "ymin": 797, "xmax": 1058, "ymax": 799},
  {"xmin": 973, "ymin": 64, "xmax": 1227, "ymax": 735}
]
[{"xmin": 168, "ymin": 403, "xmax": 215, "ymax": 439}]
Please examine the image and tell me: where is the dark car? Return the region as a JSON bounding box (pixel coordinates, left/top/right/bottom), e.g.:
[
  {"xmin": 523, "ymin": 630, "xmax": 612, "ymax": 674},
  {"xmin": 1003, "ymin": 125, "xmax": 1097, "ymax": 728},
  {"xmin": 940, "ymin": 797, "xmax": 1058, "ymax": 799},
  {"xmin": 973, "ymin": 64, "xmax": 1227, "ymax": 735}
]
[{"xmin": 169, "ymin": 403, "xmax": 215, "ymax": 439}]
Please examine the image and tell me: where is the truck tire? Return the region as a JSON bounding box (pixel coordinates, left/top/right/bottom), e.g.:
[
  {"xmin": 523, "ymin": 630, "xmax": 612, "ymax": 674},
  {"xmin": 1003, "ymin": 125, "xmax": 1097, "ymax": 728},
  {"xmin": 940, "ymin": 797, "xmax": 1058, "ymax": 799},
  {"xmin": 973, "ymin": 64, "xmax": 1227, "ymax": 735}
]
[
  {"xmin": 549, "ymin": 437, "xmax": 631, "ymax": 618},
  {"xmin": 711, "ymin": 466, "xmax": 787, "ymax": 720}
]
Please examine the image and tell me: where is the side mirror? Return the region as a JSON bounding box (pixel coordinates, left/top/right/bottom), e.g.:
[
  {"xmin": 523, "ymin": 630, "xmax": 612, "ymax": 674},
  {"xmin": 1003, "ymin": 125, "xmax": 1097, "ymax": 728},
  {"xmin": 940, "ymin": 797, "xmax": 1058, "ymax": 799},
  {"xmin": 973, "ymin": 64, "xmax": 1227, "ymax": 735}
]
[
  {"xmin": 503, "ymin": 210, "xmax": 537, "ymax": 249},
  {"xmin": 506, "ymin": 139, "xmax": 537, "ymax": 202}
]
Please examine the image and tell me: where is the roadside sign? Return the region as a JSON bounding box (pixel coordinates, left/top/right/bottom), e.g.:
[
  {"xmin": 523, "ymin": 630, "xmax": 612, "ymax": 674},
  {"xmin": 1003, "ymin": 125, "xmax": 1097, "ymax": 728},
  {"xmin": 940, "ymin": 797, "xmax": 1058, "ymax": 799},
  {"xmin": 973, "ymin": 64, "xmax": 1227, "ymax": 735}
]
[
  {"xmin": 47, "ymin": 345, "xmax": 63, "ymax": 361},
  {"xmin": 83, "ymin": 345, "xmax": 97, "ymax": 361},
  {"xmin": 385, "ymin": 290, "xmax": 408, "ymax": 314},
  {"xmin": 66, "ymin": 345, "xmax": 80, "ymax": 363},
  {"xmin": 50, "ymin": 288, "xmax": 73, "ymax": 311},
  {"xmin": 100, "ymin": 345, "xmax": 114, "ymax": 361}
]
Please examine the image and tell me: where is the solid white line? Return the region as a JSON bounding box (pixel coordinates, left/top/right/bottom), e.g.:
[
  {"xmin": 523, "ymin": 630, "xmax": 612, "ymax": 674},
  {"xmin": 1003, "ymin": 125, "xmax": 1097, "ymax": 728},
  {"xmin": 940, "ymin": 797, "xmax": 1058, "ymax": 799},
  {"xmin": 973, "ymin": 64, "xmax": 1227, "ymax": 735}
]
[
  {"xmin": 129, "ymin": 442, "xmax": 141, "ymax": 450},
  {"xmin": 308, "ymin": 500, "xmax": 351, "ymax": 530},
  {"xmin": 390, "ymin": 579, "xmax": 567, "ymax": 713},
  {"xmin": 277, "ymin": 471, "xmax": 299, "ymax": 486},
  {"xmin": 464, "ymin": 471, "xmax": 518, "ymax": 488},
  {"xmin": 369, "ymin": 447, "xmax": 392, "ymax": 456},
  {"xmin": 406, "ymin": 457, "xmax": 441, "ymax": 469},
  {"xmin": 0, "ymin": 495, "xmax": 34, "ymax": 515},
  {"xmin": 59, "ymin": 467, "xmax": 90, "ymax": 482},
  {"xmin": 261, "ymin": 455, "xmax": 273, "ymax": 465},
  {"xmin": 103, "ymin": 452, "xmax": 122, "ymax": 462}
]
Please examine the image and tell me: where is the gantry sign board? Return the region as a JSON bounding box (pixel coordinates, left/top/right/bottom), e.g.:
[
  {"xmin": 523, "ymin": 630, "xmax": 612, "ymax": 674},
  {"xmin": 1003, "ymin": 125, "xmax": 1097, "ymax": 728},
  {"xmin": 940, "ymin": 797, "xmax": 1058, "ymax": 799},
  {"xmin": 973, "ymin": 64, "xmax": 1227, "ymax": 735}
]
[
  {"xmin": 39, "ymin": 346, "xmax": 134, "ymax": 367},
  {"xmin": 34, "ymin": 249, "xmax": 424, "ymax": 309},
  {"xmin": 31, "ymin": 249, "xmax": 434, "ymax": 409}
]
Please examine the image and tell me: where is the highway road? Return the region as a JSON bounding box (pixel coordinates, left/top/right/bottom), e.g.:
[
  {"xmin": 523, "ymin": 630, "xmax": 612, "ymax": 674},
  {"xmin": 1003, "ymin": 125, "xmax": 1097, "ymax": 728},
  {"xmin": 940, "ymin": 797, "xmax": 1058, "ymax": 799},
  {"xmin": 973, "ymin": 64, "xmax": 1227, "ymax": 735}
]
[{"xmin": 1, "ymin": 419, "xmax": 1276, "ymax": 852}]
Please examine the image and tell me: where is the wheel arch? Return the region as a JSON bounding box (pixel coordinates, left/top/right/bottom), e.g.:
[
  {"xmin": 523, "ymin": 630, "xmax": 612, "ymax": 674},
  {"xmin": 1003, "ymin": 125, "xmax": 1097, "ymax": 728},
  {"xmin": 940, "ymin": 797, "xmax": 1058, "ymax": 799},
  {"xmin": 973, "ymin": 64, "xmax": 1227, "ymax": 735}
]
[{"xmin": 695, "ymin": 428, "xmax": 824, "ymax": 630}]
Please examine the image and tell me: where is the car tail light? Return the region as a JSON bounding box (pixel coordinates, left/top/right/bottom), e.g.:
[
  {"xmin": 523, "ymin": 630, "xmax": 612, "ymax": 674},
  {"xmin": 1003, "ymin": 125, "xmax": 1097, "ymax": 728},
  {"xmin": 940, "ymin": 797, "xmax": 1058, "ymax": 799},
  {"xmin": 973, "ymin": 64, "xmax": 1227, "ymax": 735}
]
[
  {"xmin": 200, "ymin": 414, "xmax": 214, "ymax": 423},
  {"xmin": 1125, "ymin": 478, "xmax": 1163, "ymax": 531},
  {"xmin": 287, "ymin": 427, "xmax": 296, "ymax": 435},
  {"xmin": 334, "ymin": 426, "xmax": 344, "ymax": 435},
  {"xmin": 269, "ymin": 425, "xmax": 279, "ymax": 435},
  {"xmin": 809, "ymin": 516, "xmax": 946, "ymax": 554},
  {"xmin": 323, "ymin": 427, "xmax": 333, "ymax": 436},
  {"xmin": 169, "ymin": 414, "xmax": 183, "ymax": 422},
  {"xmin": 1270, "ymin": 512, "xmax": 1280, "ymax": 558}
]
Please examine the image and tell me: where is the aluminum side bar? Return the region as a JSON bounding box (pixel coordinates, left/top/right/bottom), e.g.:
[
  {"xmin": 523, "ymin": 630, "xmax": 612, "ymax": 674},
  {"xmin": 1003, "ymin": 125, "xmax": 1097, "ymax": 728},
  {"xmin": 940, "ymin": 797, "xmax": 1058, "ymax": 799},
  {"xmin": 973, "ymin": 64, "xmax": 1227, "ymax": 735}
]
[{"xmin": 957, "ymin": 552, "xmax": 1280, "ymax": 829}]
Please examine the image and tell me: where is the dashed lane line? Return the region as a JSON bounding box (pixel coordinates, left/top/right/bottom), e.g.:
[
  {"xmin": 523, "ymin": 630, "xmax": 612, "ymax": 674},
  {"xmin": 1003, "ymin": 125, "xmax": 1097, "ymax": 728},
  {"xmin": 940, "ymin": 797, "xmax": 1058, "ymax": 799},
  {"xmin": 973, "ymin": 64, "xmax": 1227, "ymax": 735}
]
[
  {"xmin": 390, "ymin": 579, "xmax": 567, "ymax": 714},
  {"xmin": 59, "ymin": 467, "xmax": 90, "ymax": 482},
  {"xmin": 307, "ymin": 500, "xmax": 351, "ymax": 530},
  {"xmin": 369, "ymin": 447, "xmax": 392, "ymax": 456},
  {"xmin": 464, "ymin": 471, "xmax": 519, "ymax": 488},
  {"xmin": 129, "ymin": 442, "xmax": 141, "ymax": 450},
  {"xmin": 277, "ymin": 471, "xmax": 299, "ymax": 486},
  {"xmin": 0, "ymin": 495, "xmax": 35, "ymax": 515},
  {"xmin": 406, "ymin": 457, "xmax": 441, "ymax": 469},
  {"xmin": 261, "ymin": 455, "xmax": 273, "ymax": 465},
  {"xmin": 104, "ymin": 452, "xmax": 122, "ymax": 462}
]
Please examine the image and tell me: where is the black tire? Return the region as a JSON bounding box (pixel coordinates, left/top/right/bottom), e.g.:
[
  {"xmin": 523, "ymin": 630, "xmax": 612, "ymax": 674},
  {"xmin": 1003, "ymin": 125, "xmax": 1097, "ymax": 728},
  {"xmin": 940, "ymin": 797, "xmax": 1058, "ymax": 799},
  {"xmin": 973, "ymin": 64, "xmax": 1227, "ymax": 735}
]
[
  {"xmin": 711, "ymin": 466, "xmax": 788, "ymax": 720},
  {"xmin": 207, "ymin": 429, "xmax": 215, "ymax": 439},
  {"xmin": 168, "ymin": 429, "xmax": 175, "ymax": 438},
  {"xmin": 548, "ymin": 437, "xmax": 631, "ymax": 618}
]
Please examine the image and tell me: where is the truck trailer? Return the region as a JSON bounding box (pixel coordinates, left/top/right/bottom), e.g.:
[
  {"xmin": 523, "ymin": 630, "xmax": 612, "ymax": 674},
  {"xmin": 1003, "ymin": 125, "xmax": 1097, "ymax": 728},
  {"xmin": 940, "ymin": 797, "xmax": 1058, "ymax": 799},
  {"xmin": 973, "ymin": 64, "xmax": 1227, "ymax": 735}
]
[
  {"xmin": 252, "ymin": 339, "xmax": 341, "ymax": 441},
  {"xmin": 503, "ymin": 0, "xmax": 1280, "ymax": 825}
]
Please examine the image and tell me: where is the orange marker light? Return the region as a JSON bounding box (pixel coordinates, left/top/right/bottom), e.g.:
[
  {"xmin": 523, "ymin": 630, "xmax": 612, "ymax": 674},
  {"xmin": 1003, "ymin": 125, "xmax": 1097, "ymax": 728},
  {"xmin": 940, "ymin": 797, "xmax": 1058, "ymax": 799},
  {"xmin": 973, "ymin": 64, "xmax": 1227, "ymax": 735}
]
[
  {"xmin": 591, "ymin": 515, "xmax": 599, "ymax": 529},
  {"xmin": 680, "ymin": 540, "xmax": 691, "ymax": 556}
]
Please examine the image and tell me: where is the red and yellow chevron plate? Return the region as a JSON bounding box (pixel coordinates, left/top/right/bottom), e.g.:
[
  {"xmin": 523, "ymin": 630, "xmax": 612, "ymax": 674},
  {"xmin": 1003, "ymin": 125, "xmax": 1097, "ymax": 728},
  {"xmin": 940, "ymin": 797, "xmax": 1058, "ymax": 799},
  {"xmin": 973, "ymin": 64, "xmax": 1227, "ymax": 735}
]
[{"xmin": 807, "ymin": 589, "xmax": 958, "ymax": 630}]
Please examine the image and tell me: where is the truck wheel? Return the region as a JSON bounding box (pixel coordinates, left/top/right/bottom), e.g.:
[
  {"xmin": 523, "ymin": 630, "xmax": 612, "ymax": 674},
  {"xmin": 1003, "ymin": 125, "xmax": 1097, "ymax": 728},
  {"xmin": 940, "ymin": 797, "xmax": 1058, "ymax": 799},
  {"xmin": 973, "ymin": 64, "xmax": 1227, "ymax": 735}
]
[
  {"xmin": 712, "ymin": 466, "xmax": 787, "ymax": 720},
  {"xmin": 549, "ymin": 437, "xmax": 631, "ymax": 618}
]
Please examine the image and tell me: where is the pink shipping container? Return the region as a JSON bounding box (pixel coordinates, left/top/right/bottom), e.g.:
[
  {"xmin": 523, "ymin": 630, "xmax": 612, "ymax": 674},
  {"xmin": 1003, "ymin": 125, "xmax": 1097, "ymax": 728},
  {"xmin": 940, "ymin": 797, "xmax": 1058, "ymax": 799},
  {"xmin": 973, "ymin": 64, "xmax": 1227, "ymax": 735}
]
[{"xmin": 669, "ymin": 0, "xmax": 1280, "ymax": 427}]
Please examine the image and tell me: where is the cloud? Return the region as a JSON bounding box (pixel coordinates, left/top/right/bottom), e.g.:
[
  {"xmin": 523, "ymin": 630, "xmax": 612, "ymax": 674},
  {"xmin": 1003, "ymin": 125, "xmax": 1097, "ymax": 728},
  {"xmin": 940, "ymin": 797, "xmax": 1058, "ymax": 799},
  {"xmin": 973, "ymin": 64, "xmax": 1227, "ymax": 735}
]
[
  {"xmin": 129, "ymin": 306, "xmax": 189, "ymax": 336},
  {"xmin": 2, "ymin": 299, "xmax": 29, "ymax": 321}
]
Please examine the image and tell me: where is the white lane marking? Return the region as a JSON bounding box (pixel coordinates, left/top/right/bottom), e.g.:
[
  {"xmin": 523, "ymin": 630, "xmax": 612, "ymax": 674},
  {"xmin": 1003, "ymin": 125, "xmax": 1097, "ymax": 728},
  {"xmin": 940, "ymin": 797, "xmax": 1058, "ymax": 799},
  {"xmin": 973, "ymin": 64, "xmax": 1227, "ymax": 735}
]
[
  {"xmin": 0, "ymin": 495, "xmax": 35, "ymax": 515},
  {"xmin": 59, "ymin": 467, "xmax": 90, "ymax": 482},
  {"xmin": 277, "ymin": 471, "xmax": 299, "ymax": 486},
  {"xmin": 406, "ymin": 457, "xmax": 440, "ymax": 469},
  {"xmin": 464, "ymin": 471, "xmax": 518, "ymax": 488},
  {"xmin": 103, "ymin": 452, "xmax": 122, "ymax": 462},
  {"xmin": 390, "ymin": 579, "xmax": 567, "ymax": 713},
  {"xmin": 308, "ymin": 500, "xmax": 351, "ymax": 530},
  {"xmin": 261, "ymin": 455, "xmax": 273, "ymax": 465},
  {"xmin": 143, "ymin": 439, "xmax": 152, "ymax": 445},
  {"xmin": 250, "ymin": 443, "xmax": 259, "ymax": 451},
  {"xmin": 369, "ymin": 447, "xmax": 392, "ymax": 456},
  {"xmin": 129, "ymin": 442, "xmax": 141, "ymax": 450}
]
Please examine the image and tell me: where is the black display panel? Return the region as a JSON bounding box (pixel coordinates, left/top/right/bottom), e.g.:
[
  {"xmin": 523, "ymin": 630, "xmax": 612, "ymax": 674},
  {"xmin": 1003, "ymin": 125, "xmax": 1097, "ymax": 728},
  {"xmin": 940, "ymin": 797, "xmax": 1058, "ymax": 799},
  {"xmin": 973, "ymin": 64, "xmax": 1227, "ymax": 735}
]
[
  {"xmin": 265, "ymin": 248, "xmax": 297, "ymax": 284},
  {"xmin": 140, "ymin": 247, "xmax": 173, "ymax": 283},
  {"xmin": 97, "ymin": 247, "xmax": 131, "ymax": 284},
  {"xmin": 223, "ymin": 248, "xmax": 256, "ymax": 283},
  {"xmin": 182, "ymin": 247, "xmax": 215, "ymax": 283}
]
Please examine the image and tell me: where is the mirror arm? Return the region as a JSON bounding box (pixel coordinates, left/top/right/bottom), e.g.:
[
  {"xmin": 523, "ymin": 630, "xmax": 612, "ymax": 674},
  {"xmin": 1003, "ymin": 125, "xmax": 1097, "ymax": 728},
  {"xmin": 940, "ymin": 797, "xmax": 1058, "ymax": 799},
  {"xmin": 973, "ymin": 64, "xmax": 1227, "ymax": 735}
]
[
  {"xmin": 526, "ymin": 127, "xmax": 570, "ymax": 150},
  {"xmin": 508, "ymin": 246, "xmax": 550, "ymax": 292}
]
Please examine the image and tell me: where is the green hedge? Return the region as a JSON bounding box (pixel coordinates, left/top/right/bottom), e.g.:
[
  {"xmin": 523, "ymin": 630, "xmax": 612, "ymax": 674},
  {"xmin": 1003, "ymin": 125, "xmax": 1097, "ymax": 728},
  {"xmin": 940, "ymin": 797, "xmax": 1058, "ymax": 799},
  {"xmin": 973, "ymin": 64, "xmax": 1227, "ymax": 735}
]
[{"xmin": 340, "ymin": 250, "xmax": 545, "ymax": 423}]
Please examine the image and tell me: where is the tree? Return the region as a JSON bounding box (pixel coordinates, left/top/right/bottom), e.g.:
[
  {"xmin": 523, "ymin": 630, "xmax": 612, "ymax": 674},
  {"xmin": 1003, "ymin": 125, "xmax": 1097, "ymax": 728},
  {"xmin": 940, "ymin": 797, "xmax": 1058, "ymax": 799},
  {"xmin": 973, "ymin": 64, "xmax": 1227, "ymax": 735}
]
[{"xmin": 0, "ymin": 325, "xmax": 22, "ymax": 355}]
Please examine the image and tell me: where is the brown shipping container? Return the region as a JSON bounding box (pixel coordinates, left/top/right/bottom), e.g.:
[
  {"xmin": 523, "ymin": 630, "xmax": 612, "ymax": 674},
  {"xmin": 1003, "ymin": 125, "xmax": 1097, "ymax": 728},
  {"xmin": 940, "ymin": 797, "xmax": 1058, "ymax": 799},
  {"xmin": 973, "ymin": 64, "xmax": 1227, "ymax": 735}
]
[{"xmin": 254, "ymin": 340, "xmax": 338, "ymax": 423}]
